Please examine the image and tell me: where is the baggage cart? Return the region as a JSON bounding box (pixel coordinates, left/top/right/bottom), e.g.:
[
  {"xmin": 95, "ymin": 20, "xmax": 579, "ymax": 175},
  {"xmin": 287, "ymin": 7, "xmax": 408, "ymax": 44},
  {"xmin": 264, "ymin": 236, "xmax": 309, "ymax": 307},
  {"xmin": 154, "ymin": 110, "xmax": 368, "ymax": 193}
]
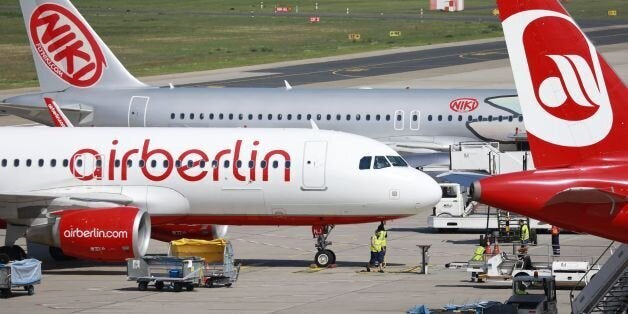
[
  {"xmin": 0, "ymin": 258, "xmax": 42, "ymax": 298},
  {"xmin": 127, "ymin": 256, "xmax": 204, "ymax": 292},
  {"xmin": 170, "ymin": 238, "xmax": 240, "ymax": 288}
]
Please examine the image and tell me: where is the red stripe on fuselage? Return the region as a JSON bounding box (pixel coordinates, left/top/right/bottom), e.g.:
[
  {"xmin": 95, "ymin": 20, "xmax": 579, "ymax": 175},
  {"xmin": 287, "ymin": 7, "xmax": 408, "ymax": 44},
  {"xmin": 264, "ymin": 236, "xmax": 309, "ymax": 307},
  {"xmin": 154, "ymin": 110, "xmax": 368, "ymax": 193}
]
[{"xmin": 150, "ymin": 215, "xmax": 408, "ymax": 226}]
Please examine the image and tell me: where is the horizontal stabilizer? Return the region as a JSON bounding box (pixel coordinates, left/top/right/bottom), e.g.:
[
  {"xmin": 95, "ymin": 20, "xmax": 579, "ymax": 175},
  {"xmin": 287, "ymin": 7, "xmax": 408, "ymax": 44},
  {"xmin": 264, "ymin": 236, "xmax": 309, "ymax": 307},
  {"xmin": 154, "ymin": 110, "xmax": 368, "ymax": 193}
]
[
  {"xmin": 0, "ymin": 102, "xmax": 91, "ymax": 126},
  {"xmin": 0, "ymin": 192, "xmax": 132, "ymax": 205},
  {"xmin": 545, "ymin": 187, "xmax": 628, "ymax": 207}
]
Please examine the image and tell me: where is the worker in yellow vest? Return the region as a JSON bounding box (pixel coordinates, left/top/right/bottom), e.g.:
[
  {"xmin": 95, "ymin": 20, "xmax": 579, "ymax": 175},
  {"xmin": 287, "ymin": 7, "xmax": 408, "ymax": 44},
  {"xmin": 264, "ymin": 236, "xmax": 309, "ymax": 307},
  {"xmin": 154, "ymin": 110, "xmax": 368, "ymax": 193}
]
[
  {"xmin": 519, "ymin": 220, "xmax": 530, "ymax": 246},
  {"xmin": 377, "ymin": 221, "xmax": 387, "ymax": 268},
  {"xmin": 367, "ymin": 229, "xmax": 384, "ymax": 273}
]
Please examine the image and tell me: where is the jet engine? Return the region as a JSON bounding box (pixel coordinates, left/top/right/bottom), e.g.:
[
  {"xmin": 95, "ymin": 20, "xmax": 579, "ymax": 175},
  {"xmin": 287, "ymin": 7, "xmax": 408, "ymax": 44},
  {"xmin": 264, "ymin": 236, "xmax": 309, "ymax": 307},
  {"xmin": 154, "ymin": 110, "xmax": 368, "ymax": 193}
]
[
  {"xmin": 151, "ymin": 224, "xmax": 228, "ymax": 242},
  {"xmin": 27, "ymin": 207, "xmax": 150, "ymax": 262}
]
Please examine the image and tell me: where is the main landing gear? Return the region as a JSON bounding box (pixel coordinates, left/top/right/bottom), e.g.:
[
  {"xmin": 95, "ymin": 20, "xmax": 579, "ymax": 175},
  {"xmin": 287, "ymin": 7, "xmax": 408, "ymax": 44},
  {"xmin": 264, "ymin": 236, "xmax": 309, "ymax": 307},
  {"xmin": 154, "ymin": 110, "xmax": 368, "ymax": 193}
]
[{"xmin": 312, "ymin": 224, "xmax": 336, "ymax": 267}]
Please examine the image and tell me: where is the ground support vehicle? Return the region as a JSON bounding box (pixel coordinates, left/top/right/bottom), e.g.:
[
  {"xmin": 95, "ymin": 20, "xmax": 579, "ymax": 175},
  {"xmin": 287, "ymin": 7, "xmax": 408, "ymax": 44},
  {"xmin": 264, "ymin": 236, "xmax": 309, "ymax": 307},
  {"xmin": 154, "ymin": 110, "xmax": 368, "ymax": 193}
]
[
  {"xmin": 169, "ymin": 238, "xmax": 240, "ymax": 288},
  {"xmin": 428, "ymin": 183, "xmax": 548, "ymax": 244},
  {"xmin": 467, "ymin": 250, "xmax": 599, "ymax": 287},
  {"xmin": 127, "ymin": 256, "xmax": 204, "ymax": 292},
  {"xmin": 0, "ymin": 258, "xmax": 42, "ymax": 298},
  {"xmin": 505, "ymin": 275, "xmax": 558, "ymax": 314}
]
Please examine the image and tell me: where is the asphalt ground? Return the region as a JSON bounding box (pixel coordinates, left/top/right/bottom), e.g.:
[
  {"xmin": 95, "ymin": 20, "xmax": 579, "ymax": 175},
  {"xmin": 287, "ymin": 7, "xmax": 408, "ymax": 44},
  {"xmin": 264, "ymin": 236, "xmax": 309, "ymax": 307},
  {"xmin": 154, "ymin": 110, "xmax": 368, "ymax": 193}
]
[{"xmin": 0, "ymin": 30, "xmax": 626, "ymax": 314}]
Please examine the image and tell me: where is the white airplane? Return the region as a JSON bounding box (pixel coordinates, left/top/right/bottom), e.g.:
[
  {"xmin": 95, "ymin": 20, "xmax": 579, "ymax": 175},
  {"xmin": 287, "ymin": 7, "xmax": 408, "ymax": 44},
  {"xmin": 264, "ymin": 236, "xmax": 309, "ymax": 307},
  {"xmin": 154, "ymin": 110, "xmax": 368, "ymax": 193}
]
[
  {"xmin": 1, "ymin": 0, "xmax": 526, "ymax": 165},
  {"xmin": 0, "ymin": 115, "xmax": 441, "ymax": 266}
]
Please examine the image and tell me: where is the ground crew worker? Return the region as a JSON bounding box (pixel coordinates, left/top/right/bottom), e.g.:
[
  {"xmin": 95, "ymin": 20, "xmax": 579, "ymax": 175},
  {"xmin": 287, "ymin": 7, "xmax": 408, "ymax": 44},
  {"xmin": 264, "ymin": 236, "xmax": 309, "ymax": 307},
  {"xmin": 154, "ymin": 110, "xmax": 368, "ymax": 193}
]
[
  {"xmin": 519, "ymin": 220, "xmax": 530, "ymax": 246},
  {"xmin": 377, "ymin": 221, "xmax": 387, "ymax": 267},
  {"xmin": 367, "ymin": 230, "xmax": 383, "ymax": 272},
  {"xmin": 472, "ymin": 245, "xmax": 485, "ymax": 261},
  {"xmin": 551, "ymin": 225, "xmax": 560, "ymax": 255}
]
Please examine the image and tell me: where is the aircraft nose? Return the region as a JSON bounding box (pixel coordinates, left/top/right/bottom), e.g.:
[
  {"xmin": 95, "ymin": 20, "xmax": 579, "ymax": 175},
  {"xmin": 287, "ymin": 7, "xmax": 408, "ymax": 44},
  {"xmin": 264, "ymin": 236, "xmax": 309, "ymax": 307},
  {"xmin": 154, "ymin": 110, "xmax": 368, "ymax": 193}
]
[{"xmin": 408, "ymin": 170, "xmax": 441, "ymax": 212}]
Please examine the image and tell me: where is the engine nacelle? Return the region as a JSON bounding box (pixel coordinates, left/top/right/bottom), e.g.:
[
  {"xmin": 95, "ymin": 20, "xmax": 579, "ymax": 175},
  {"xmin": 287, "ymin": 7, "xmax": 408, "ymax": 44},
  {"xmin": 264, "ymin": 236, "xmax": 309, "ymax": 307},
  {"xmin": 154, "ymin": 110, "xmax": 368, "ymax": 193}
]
[
  {"xmin": 28, "ymin": 207, "xmax": 151, "ymax": 262},
  {"xmin": 151, "ymin": 224, "xmax": 228, "ymax": 242}
]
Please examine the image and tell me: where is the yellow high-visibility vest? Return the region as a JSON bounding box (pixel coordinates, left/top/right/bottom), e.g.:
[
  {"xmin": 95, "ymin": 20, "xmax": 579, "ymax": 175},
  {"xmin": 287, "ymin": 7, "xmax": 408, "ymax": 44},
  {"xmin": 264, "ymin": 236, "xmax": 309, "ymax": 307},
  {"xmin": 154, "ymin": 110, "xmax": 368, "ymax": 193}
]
[
  {"xmin": 377, "ymin": 230, "xmax": 387, "ymax": 247},
  {"xmin": 472, "ymin": 246, "xmax": 485, "ymax": 261},
  {"xmin": 520, "ymin": 224, "xmax": 530, "ymax": 241},
  {"xmin": 370, "ymin": 234, "xmax": 382, "ymax": 252}
]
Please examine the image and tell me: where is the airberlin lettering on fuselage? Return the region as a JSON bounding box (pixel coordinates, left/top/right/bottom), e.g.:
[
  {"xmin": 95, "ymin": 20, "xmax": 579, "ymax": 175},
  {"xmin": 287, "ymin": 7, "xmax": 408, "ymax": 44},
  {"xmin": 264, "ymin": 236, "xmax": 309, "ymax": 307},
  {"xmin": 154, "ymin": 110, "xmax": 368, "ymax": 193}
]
[{"xmin": 69, "ymin": 139, "xmax": 291, "ymax": 182}]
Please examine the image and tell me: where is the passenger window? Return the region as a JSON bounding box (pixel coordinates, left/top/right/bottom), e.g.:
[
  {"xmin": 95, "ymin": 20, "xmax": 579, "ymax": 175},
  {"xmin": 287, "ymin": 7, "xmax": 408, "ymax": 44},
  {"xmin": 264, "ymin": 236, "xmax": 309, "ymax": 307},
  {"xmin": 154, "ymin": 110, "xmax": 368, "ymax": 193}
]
[
  {"xmin": 438, "ymin": 115, "xmax": 442, "ymax": 121},
  {"xmin": 219, "ymin": 113, "xmax": 224, "ymax": 120},
  {"xmin": 468, "ymin": 115, "xmax": 473, "ymax": 122},
  {"xmin": 26, "ymin": 159, "xmax": 32, "ymax": 167},
  {"xmin": 447, "ymin": 115, "xmax": 452, "ymax": 121},
  {"xmin": 50, "ymin": 159, "xmax": 56, "ymax": 167},
  {"xmin": 287, "ymin": 114, "xmax": 292, "ymax": 120},
  {"xmin": 239, "ymin": 113, "xmax": 244, "ymax": 120},
  {"xmin": 316, "ymin": 114, "xmax": 322, "ymax": 121},
  {"xmin": 478, "ymin": 115, "xmax": 483, "ymax": 121},
  {"xmin": 199, "ymin": 160, "xmax": 206, "ymax": 168},
  {"xmin": 488, "ymin": 116, "xmax": 493, "ymax": 122},
  {"xmin": 260, "ymin": 160, "xmax": 267, "ymax": 168},
  {"xmin": 175, "ymin": 160, "xmax": 181, "ymax": 168},
  {"xmin": 307, "ymin": 114, "xmax": 312, "ymax": 120},
  {"xmin": 428, "ymin": 115, "xmax": 432, "ymax": 121},
  {"xmin": 63, "ymin": 159, "xmax": 68, "ymax": 167},
  {"xmin": 387, "ymin": 156, "xmax": 408, "ymax": 167},
  {"xmin": 297, "ymin": 114, "xmax": 302, "ymax": 120},
  {"xmin": 96, "ymin": 159, "xmax": 102, "ymax": 168},
  {"xmin": 336, "ymin": 114, "xmax": 341, "ymax": 121},
  {"xmin": 228, "ymin": 113, "xmax": 234, "ymax": 120},
  {"xmin": 518, "ymin": 116, "xmax": 523, "ymax": 122},
  {"xmin": 396, "ymin": 114, "xmax": 402, "ymax": 121},
  {"xmin": 236, "ymin": 160, "xmax": 242, "ymax": 168},
  {"xmin": 138, "ymin": 160, "xmax": 145, "ymax": 168},
  {"xmin": 190, "ymin": 113, "xmax": 195, "ymax": 120},
  {"xmin": 170, "ymin": 113, "xmax": 175, "ymax": 120},
  {"xmin": 162, "ymin": 160, "xmax": 167, "ymax": 168},
  {"xmin": 373, "ymin": 156, "xmax": 390, "ymax": 169},
  {"xmin": 412, "ymin": 114, "xmax": 418, "ymax": 122},
  {"xmin": 385, "ymin": 114, "xmax": 391, "ymax": 121},
  {"xmin": 278, "ymin": 114, "xmax": 282, "ymax": 120},
  {"xmin": 285, "ymin": 161, "xmax": 291, "ymax": 168},
  {"xmin": 248, "ymin": 160, "xmax": 255, "ymax": 168},
  {"xmin": 458, "ymin": 115, "xmax": 462, "ymax": 121},
  {"xmin": 211, "ymin": 160, "xmax": 218, "ymax": 168},
  {"xmin": 200, "ymin": 113, "xmax": 204, "ymax": 120},
  {"xmin": 224, "ymin": 160, "xmax": 230, "ymax": 168},
  {"xmin": 498, "ymin": 116, "xmax": 503, "ymax": 122},
  {"xmin": 326, "ymin": 114, "xmax": 331, "ymax": 121},
  {"xmin": 151, "ymin": 160, "xmax": 157, "ymax": 168},
  {"xmin": 14, "ymin": 159, "xmax": 19, "ymax": 167},
  {"xmin": 268, "ymin": 114, "xmax": 273, "ymax": 120},
  {"xmin": 38, "ymin": 159, "xmax": 44, "ymax": 167},
  {"xmin": 187, "ymin": 160, "xmax": 194, "ymax": 168},
  {"xmin": 508, "ymin": 116, "xmax": 513, "ymax": 122},
  {"xmin": 272, "ymin": 160, "xmax": 279, "ymax": 168},
  {"xmin": 376, "ymin": 114, "xmax": 381, "ymax": 121},
  {"xmin": 359, "ymin": 156, "xmax": 372, "ymax": 170},
  {"xmin": 366, "ymin": 114, "xmax": 371, "ymax": 121},
  {"xmin": 1, "ymin": 159, "xmax": 6, "ymax": 167},
  {"xmin": 248, "ymin": 114, "xmax": 253, "ymax": 120},
  {"xmin": 209, "ymin": 113, "xmax": 215, "ymax": 120},
  {"xmin": 258, "ymin": 114, "xmax": 263, "ymax": 120},
  {"xmin": 346, "ymin": 114, "xmax": 351, "ymax": 121},
  {"xmin": 356, "ymin": 114, "xmax": 361, "ymax": 121},
  {"xmin": 180, "ymin": 113, "xmax": 184, "ymax": 120}
]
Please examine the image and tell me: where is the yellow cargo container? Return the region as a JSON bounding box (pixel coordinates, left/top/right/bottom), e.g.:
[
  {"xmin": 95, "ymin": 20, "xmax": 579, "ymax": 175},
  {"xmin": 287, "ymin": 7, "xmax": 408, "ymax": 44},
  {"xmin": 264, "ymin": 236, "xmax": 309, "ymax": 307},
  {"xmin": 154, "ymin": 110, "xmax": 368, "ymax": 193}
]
[{"xmin": 169, "ymin": 238, "xmax": 228, "ymax": 264}]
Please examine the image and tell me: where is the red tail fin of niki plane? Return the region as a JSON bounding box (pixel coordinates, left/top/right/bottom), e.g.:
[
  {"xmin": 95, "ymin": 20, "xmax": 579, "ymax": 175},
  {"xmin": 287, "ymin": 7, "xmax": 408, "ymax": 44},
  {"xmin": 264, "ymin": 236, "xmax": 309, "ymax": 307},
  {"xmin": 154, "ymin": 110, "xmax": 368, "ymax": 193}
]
[{"xmin": 499, "ymin": 0, "xmax": 627, "ymax": 169}]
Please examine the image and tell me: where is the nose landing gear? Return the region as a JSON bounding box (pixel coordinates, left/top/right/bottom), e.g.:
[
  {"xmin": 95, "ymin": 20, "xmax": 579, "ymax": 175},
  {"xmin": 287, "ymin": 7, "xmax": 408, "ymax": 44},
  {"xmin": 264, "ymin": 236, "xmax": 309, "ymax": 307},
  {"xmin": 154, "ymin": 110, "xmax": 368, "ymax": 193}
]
[{"xmin": 312, "ymin": 224, "xmax": 336, "ymax": 267}]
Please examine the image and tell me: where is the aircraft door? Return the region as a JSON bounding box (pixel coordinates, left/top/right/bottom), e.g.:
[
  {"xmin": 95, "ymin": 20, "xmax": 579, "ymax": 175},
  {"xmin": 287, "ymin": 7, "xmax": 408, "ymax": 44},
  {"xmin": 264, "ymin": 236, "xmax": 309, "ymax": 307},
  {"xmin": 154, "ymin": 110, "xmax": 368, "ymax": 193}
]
[
  {"xmin": 302, "ymin": 141, "xmax": 327, "ymax": 190},
  {"xmin": 128, "ymin": 96, "xmax": 149, "ymax": 127},
  {"xmin": 394, "ymin": 110, "xmax": 404, "ymax": 130},
  {"xmin": 410, "ymin": 110, "xmax": 421, "ymax": 130},
  {"xmin": 71, "ymin": 153, "xmax": 103, "ymax": 181}
]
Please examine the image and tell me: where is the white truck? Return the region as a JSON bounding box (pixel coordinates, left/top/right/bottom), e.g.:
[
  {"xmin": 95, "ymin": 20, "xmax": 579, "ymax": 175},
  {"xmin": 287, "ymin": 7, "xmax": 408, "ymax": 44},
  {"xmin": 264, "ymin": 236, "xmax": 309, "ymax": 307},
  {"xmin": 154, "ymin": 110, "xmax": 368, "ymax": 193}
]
[
  {"xmin": 428, "ymin": 183, "xmax": 551, "ymax": 236},
  {"xmin": 467, "ymin": 252, "xmax": 599, "ymax": 287}
]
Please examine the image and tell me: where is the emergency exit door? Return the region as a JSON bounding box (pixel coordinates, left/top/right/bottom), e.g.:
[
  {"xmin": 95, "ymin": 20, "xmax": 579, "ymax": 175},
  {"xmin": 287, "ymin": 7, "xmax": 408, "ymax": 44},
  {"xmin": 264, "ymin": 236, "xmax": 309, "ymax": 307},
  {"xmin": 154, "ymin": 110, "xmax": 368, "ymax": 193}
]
[
  {"xmin": 128, "ymin": 96, "xmax": 149, "ymax": 127},
  {"xmin": 302, "ymin": 141, "xmax": 327, "ymax": 190}
]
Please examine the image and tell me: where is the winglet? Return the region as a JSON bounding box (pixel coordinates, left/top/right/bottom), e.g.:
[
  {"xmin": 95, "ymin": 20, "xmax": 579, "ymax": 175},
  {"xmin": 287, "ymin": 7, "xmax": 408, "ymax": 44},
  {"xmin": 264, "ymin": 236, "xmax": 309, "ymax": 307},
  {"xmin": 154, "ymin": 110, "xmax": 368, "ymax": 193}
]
[
  {"xmin": 284, "ymin": 80, "xmax": 292, "ymax": 90},
  {"xmin": 44, "ymin": 97, "xmax": 74, "ymax": 127},
  {"xmin": 309, "ymin": 119, "xmax": 319, "ymax": 130}
]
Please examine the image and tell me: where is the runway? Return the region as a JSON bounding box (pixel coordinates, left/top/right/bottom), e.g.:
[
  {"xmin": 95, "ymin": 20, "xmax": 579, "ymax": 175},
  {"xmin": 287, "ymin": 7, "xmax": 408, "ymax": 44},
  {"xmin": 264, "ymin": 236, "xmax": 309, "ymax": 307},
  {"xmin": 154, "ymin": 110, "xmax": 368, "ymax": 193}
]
[{"xmin": 0, "ymin": 25, "xmax": 626, "ymax": 314}]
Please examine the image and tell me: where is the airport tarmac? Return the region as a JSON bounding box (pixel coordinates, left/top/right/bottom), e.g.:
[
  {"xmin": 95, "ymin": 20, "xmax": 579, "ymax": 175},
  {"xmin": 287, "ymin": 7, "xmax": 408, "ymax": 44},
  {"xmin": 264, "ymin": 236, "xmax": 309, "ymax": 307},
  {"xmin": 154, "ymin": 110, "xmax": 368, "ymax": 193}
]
[{"xmin": 0, "ymin": 36, "xmax": 626, "ymax": 313}]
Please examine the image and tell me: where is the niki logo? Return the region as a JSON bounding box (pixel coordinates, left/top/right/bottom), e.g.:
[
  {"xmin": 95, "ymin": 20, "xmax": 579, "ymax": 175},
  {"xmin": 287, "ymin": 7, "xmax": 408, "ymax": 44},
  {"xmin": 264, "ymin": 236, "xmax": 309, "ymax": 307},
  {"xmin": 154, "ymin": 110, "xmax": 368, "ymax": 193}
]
[
  {"xmin": 449, "ymin": 98, "xmax": 479, "ymax": 112},
  {"xmin": 29, "ymin": 3, "xmax": 106, "ymax": 87},
  {"xmin": 502, "ymin": 10, "xmax": 612, "ymax": 147}
]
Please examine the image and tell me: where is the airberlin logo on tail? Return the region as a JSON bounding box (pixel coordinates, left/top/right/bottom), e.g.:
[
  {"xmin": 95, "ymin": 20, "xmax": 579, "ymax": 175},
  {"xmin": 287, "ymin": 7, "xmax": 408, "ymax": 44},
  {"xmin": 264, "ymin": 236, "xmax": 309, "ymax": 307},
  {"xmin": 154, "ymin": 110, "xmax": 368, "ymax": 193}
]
[
  {"xmin": 502, "ymin": 10, "xmax": 612, "ymax": 147},
  {"xmin": 29, "ymin": 3, "xmax": 106, "ymax": 88}
]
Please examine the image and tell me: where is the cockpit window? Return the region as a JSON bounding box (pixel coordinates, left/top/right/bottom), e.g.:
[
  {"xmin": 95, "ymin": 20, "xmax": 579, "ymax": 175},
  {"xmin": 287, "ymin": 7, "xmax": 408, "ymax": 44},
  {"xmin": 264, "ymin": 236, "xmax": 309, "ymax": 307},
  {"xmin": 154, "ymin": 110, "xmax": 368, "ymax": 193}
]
[
  {"xmin": 373, "ymin": 156, "xmax": 390, "ymax": 169},
  {"xmin": 359, "ymin": 156, "xmax": 372, "ymax": 170},
  {"xmin": 387, "ymin": 156, "xmax": 408, "ymax": 167}
]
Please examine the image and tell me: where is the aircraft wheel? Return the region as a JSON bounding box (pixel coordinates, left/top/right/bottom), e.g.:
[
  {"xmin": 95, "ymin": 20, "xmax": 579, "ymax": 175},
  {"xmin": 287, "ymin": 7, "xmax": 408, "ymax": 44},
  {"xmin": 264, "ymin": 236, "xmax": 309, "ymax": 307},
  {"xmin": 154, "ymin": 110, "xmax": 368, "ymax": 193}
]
[
  {"xmin": 328, "ymin": 250, "xmax": 336, "ymax": 264},
  {"xmin": 27, "ymin": 285, "xmax": 34, "ymax": 296},
  {"xmin": 315, "ymin": 250, "xmax": 333, "ymax": 267}
]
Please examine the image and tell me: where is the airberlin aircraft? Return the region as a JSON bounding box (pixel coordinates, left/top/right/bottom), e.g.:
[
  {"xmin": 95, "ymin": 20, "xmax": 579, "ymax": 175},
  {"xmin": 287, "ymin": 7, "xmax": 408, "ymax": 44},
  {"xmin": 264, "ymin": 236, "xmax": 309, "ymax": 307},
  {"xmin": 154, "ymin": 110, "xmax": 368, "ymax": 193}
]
[
  {"xmin": 471, "ymin": 0, "xmax": 628, "ymax": 242},
  {"xmin": 0, "ymin": 124, "xmax": 441, "ymax": 266},
  {"xmin": 1, "ymin": 0, "xmax": 527, "ymax": 162}
]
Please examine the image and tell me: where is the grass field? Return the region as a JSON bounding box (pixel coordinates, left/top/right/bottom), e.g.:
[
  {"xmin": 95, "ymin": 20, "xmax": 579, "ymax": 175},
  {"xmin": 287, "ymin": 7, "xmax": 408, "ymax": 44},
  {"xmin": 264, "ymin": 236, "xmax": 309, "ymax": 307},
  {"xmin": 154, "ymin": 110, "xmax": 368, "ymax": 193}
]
[{"xmin": 0, "ymin": 0, "xmax": 626, "ymax": 89}]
